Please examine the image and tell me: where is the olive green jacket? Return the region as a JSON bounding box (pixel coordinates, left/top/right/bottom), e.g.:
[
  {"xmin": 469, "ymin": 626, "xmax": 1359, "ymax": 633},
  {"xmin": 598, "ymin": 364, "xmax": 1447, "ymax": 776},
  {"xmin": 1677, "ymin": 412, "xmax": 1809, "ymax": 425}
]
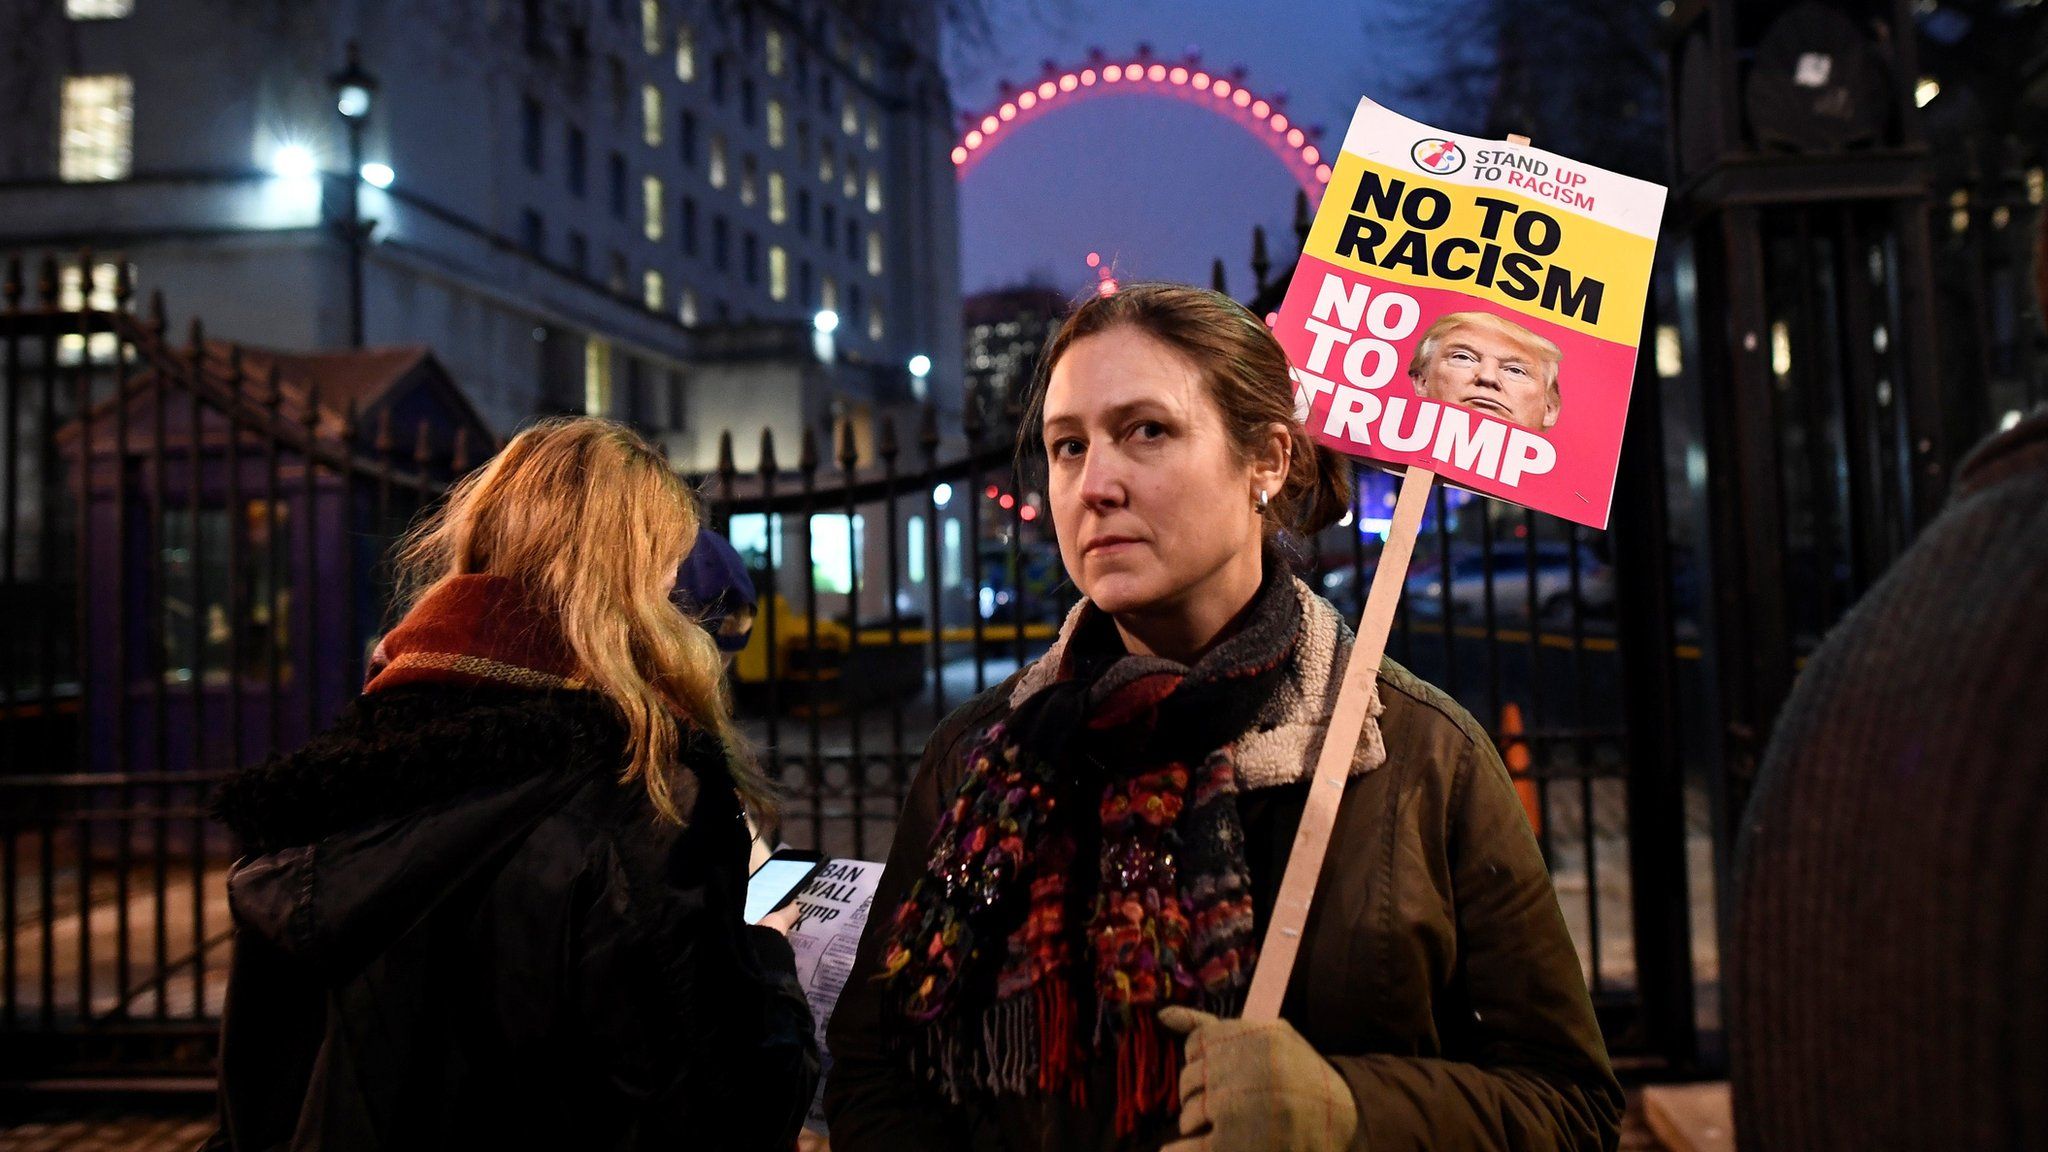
[{"xmin": 823, "ymin": 580, "xmax": 1623, "ymax": 1151}]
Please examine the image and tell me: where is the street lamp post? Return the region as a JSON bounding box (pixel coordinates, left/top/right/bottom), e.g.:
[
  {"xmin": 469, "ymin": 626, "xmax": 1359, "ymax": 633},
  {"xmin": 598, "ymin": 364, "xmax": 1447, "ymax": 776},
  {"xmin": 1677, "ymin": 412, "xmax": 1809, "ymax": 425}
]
[{"xmin": 331, "ymin": 41, "xmax": 378, "ymax": 348}]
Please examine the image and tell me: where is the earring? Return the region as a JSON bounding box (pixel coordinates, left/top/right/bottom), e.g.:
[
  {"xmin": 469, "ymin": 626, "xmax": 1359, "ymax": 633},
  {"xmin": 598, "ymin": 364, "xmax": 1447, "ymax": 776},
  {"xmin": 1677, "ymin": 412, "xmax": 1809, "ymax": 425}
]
[{"xmin": 1257, "ymin": 489, "xmax": 1270, "ymax": 511}]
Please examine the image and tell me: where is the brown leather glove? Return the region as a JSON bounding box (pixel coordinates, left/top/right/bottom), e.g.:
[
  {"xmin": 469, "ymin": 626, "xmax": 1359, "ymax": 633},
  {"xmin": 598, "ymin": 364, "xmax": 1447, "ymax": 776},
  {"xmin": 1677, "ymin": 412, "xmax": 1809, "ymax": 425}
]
[{"xmin": 1158, "ymin": 1006, "xmax": 1359, "ymax": 1152}]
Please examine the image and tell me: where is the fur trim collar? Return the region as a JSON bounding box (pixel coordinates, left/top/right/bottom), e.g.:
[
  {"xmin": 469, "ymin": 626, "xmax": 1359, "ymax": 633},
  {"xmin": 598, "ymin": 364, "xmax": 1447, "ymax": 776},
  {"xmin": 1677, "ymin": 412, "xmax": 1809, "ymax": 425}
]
[{"xmin": 1011, "ymin": 577, "xmax": 1385, "ymax": 789}]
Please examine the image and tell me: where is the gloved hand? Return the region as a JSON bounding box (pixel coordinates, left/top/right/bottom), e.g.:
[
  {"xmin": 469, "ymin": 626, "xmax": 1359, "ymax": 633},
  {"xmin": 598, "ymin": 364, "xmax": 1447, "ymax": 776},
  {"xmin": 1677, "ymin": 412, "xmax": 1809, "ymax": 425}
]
[{"xmin": 1157, "ymin": 1006, "xmax": 1359, "ymax": 1152}]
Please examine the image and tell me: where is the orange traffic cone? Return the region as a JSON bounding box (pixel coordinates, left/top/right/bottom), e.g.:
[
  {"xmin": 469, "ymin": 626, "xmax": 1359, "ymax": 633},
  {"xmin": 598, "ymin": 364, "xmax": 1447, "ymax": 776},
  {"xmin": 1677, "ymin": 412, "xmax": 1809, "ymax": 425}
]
[{"xmin": 1499, "ymin": 702, "xmax": 1543, "ymax": 837}]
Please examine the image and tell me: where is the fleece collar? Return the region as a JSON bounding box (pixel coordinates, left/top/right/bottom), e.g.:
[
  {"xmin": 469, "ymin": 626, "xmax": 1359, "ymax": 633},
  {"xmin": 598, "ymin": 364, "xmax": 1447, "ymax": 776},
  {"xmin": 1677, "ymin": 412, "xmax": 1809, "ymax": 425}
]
[{"xmin": 1011, "ymin": 576, "xmax": 1385, "ymax": 789}]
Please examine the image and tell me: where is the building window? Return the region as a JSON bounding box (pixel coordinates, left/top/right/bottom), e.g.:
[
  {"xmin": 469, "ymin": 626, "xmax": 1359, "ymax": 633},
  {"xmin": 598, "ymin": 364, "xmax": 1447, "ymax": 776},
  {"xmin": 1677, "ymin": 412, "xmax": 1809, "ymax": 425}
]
[
  {"xmin": 640, "ymin": 0, "xmax": 661, "ymax": 53},
  {"xmin": 858, "ymin": 49, "xmax": 876, "ymax": 82},
  {"xmin": 711, "ymin": 54, "xmax": 728, "ymax": 103},
  {"xmin": 159, "ymin": 502, "xmax": 292, "ymax": 682},
  {"xmin": 842, "ymin": 162, "xmax": 857, "ymax": 200},
  {"xmin": 865, "ymin": 110, "xmax": 881, "ymax": 151},
  {"xmin": 681, "ymin": 195, "xmax": 698, "ymax": 256},
  {"xmin": 568, "ymin": 230, "xmax": 589, "ymax": 276},
  {"xmin": 850, "ymin": 283, "xmax": 863, "ymax": 325},
  {"xmin": 679, "ymin": 289, "xmax": 699, "ymax": 327},
  {"xmin": 796, "ymin": 120, "xmax": 810, "ymax": 165},
  {"xmin": 679, "ymin": 109, "xmax": 697, "ymax": 164},
  {"xmin": 608, "ymin": 151, "xmax": 627, "ymax": 218},
  {"xmin": 769, "ymin": 245, "xmax": 789, "ymax": 301},
  {"xmin": 797, "ymin": 188, "xmax": 811, "ymax": 235},
  {"xmin": 766, "ymin": 28, "xmax": 785, "ymax": 76},
  {"xmin": 865, "ymin": 169, "xmax": 882, "ymax": 213},
  {"xmin": 743, "ymin": 231, "xmax": 759, "ymax": 284},
  {"xmin": 607, "ymin": 55, "xmax": 627, "ymax": 124},
  {"xmin": 585, "ymin": 338, "xmax": 613, "ymax": 416},
  {"xmin": 767, "ymin": 99, "xmax": 786, "ymax": 148},
  {"xmin": 675, "ymin": 23, "xmax": 695, "ymax": 81},
  {"xmin": 59, "ymin": 75, "xmax": 133, "ymax": 182},
  {"xmin": 741, "ymin": 79, "xmax": 757, "ymax": 127},
  {"xmin": 820, "ymin": 274, "xmax": 837, "ymax": 313},
  {"xmin": 798, "ymin": 260, "xmax": 813, "ymax": 307},
  {"xmin": 667, "ymin": 371, "xmax": 687, "ymax": 430},
  {"xmin": 643, "ymin": 175, "xmax": 664, "ymax": 241},
  {"xmin": 522, "ymin": 209, "xmax": 545, "ymax": 256},
  {"xmin": 866, "ymin": 229, "xmax": 883, "ymax": 276},
  {"xmin": 842, "ymin": 101, "xmax": 859, "ymax": 137},
  {"xmin": 642, "ymin": 84, "xmax": 663, "ymax": 147},
  {"xmin": 868, "ymin": 302, "xmax": 884, "ymax": 341},
  {"xmin": 768, "ymin": 171, "xmax": 787, "ymax": 224},
  {"xmin": 709, "ymin": 133, "xmax": 727, "ymax": 187},
  {"xmin": 67, "ymin": 0, "xmax": 131, "ymax": 16},
  {"xmin": 740, "ymin": 154, "xmax": 758, "ymax": 206},
  {"xmin": 819, "ymin": 141, "xmax": 834, "ymax": 184},
  {"xmin": 644, "ymin": 269, "xmax": 664, "ymax": 311},
  {"xmin": 822, "ymin": 202, "xmax": 836, "ymax": 241},
  {"xmin": 712, "ymin": 215, "xmax": 730, "ymax": 271},
  {"xmin": 608, "ymin": 250, "xmax": 628, "ymax": 295},
  {"xmin": 821, "ymin": 72, "xmax": 834, "ymax": 115},
  {"xmin": 846, "ymin": 219, "xmax": 858, "ymax": 259},
  {"xmin": 522, "ymin": 96, "xmax": 545, "ymax": 172},
  {"xmin": 566, "ymin": 125, "xmax": 587, "ymax": 196}
]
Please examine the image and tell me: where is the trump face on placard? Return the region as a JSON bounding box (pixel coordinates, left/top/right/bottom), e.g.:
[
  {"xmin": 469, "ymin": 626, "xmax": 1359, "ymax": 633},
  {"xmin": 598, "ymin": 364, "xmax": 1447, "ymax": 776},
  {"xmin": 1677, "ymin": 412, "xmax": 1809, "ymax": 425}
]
[{"xmin": 1407, "ymin": 311, "xmax": 1562, "ymax": 432}]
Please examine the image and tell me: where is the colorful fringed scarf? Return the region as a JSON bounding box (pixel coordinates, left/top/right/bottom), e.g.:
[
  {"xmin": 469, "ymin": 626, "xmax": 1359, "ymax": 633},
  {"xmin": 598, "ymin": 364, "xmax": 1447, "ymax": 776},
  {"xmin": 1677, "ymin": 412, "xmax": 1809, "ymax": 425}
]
[{"xmin": 878, "ymin": 572, "xmax": 1302, "ymax": 1136}]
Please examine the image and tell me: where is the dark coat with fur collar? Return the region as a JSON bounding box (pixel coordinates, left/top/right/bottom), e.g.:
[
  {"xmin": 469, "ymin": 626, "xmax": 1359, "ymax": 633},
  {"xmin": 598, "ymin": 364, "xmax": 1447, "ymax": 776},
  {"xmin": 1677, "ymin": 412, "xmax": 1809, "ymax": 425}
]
[{"xmin": 207, "ymin": 684, "xmax": 817, "ymax": 1152}]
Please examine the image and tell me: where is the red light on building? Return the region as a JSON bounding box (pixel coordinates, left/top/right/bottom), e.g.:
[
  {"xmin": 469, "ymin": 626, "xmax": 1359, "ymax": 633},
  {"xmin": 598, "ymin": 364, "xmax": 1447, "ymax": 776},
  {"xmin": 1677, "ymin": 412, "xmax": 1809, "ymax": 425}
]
[
  {"xmin": 1232, "ymin": 89, "xmax": 1251, "ymax": 108},
  {"xmin": 1169, "ymin": 67, "xmax": 1188, "ymax": 85},
  {"xmin": 1081, "ymin": 69, "xmax": 1097, "ymax": 86},
  {"xmin": 1060, "ymin": 74, "xmax": 1078, "ymax": 92},
  {"xmin": 1316, "ymin": 163, "xmax": 1332, "ymax": 183},
  {"xmin": 1018, "ymin": 92, "xmax": 1036, "ymax": 110},
  {"xmin": 1192, "ymin": 72, "xmax": 1211, "ymax": 90},
  {"xmin": 1271, "ymin": 113, "xmax": 1288, "ymax": 132},
  {"xmin": 1287, "ymin": 128, "xmax": 1305, "ymax": 148},
  {"xmin": 985, "ymin": 484, "xmax": 1001, "ymax": 500},
  {"xmin": 999, "ymin": 102, "xmax": 1017, "ymax": 121},
  {"xmin": 1104, "ymin": 64, "xmax": 1122, "ymax": 82},
  {"xmin": 1213, "ymin": 79, "xmax": 1231, "ymax": 98},
  {"xmin": 1040, "ymin": 81, "xmax": 1058, "ymax": 99},
  {"xmin": 999, "ymin": 494, "xmax": 1016, "ymax": 510},
  {"xmin": 965, "ymin": 130, "xmax": 983, "ymax": 148},
  {"xmin": 981, "ymin": 115, "xmax": 999, "ymax": 134},
  {"xmin": 951, "ymin": 146, "xmax": 967, "ymax": 164},
  {"xmin": 1147, "ymin": 64, "xmax": 1166, "ymax": 82},
  {"xmin": 1086, "ymin": 251, "xmax": 1101, "ymax": 268},
  {"xmin": 1301, "ymin": 145, "xmax": 1320, "ymax": 165},
  {"xmin": 1252, "ymin": 99, "xmax": 1270, "ymax": 118}
]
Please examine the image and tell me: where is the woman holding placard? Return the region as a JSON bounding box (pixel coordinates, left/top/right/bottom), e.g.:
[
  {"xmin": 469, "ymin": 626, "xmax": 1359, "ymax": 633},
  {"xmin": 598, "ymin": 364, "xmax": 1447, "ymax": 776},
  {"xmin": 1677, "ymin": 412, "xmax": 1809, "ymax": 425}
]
[{"xmin": 824, "ymin": 285, "xmax": 1621, "ymax": 1151}]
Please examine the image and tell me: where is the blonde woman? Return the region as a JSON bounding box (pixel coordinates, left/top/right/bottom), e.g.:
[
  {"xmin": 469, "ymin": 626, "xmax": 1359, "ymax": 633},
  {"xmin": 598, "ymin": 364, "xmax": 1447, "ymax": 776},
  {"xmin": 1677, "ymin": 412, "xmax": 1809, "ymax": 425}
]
[{"xmin": 209, "ymin": 418, "xmax": 817, "ymax": 1151}]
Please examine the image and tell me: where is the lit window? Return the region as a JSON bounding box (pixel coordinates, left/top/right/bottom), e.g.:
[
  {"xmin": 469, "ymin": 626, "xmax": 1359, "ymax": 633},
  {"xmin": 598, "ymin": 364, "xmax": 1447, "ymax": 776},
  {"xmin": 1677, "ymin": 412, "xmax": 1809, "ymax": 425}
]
[
  {"xmin": 766, "ymin": 28, "xmax": 785, "ymax": 76},
  {"xmin": 820, "ymin": 275, "xmax": 837, "ymax": 313},
  {"xmin": 842, "ymin": 163, "xmax": 857, "ymax": 200},
  {"xmin": 644, "ymin": 269, "xmax": 665, "ymax": 311},
  {"xmin": 819, "ymin": 142, "xmax": 834, "ymax": 183},
  {"xmin": 585, "ymin": 338, "xmax": 613, "ymax": 416},
  {"xmin": 865, "ymin": 111, "xmax": 880, "ymax": 151},
  {"xmin": 641, "ymin": 0, "xmax": 661, "ymax": 54},
  {"xmin": 56, "ymin": 260, "xmax": 129, "ymax": 364},
  {"xmin": 865, "ymin": 170, "xmax": 882, "ymax": 213},
  {"xmin": 767, "ymin": 99, "xmax": 786, "ymax": 148},
  {"xmin": 709, "ymin": 133, "xmax": 727, "ymax": 187},
  {"xmin": 842, "ymin": 101, "xmax": 859, "ymax": 137},
  {"xmin": 768, "ymin": 171, "xmax": 787, "ymax": 224},
  {"xmin": 60, "ymin": 75, "xmax": 132, "ymax": 182},
  {"xmin": 866, "ymin": 230, "xmax": 882, "ymax": 276},
  {"xmin": 769, "ymin": 245, "xmax": 789, "ymax": 301},
  {"xmin": 675, "ymin": 23, "xmax": 695, "ymax": 82},
  {"xmin": 643, "ymin": 175, "xmax": 665, "ymax": 241},
  {"xmin": 868, "ymin": 303, "xmax": 884, "ymax": 341},
  {"xmin": 907, "ymin": 516, "xmax": 925, "ymax": 584},
  {"xmin": 740, "ymin": 154, "xmax": 758, "ymax": 206},
  {"xmin": 679, "ymin": 289, "xmax": 699, "ymax": 327},
  {"xmin": 858, "ymin": 51, "xmax": 876, "ymax": 82},
  {"xmin": 642, "ymin": 84, "xmax": 663, "ymax": 147},
  {"xmin": 66, "ymin": 0, "xmax": 131, "ymax": 16}
]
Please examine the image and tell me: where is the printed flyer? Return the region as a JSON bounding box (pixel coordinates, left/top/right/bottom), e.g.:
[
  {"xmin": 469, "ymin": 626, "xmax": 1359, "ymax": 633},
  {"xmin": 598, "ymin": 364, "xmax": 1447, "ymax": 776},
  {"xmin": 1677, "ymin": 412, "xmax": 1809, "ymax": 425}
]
[{"xmin": 1272, "ymin": 98, "xmax": 1668, "ymax": 529}]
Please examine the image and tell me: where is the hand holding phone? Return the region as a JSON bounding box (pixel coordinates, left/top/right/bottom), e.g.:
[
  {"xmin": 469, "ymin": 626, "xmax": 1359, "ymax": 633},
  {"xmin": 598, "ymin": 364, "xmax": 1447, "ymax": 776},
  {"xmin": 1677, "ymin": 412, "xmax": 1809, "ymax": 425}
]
[{"xmin": 746, "ymin": 848, "xmax": 824, "ymax": 927}]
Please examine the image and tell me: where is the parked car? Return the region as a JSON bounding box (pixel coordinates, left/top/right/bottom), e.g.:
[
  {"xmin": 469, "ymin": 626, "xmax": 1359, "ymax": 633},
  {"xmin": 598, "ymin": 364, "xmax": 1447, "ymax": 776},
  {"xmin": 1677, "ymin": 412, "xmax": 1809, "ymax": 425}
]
[{"xmin": 1405, "ymin": 544, "xmax": 1615, "ymax": 622}]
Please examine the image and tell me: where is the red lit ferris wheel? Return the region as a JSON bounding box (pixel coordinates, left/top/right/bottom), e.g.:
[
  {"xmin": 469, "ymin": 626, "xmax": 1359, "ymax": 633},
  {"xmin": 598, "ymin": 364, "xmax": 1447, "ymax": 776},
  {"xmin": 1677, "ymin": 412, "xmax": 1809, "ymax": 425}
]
[{"xmin": 950, "ymin": 45, "xmax": 1333, "ymax": 202}]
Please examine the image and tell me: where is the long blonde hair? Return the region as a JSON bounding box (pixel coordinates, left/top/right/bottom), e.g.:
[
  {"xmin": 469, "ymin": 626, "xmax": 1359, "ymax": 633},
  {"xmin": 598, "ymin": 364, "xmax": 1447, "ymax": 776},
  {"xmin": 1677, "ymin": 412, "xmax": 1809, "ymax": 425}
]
[{"xmin": 394, "ymin": 417, "xmax": 772, "ymax": 824}]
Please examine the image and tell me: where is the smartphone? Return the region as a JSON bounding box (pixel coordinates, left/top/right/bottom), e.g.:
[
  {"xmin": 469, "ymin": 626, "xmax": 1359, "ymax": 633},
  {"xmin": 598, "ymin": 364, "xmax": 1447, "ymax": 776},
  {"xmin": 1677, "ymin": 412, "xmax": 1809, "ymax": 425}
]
[{"xmin": 745, "ymin": 848, "xmax": 825, "ymax": 924}]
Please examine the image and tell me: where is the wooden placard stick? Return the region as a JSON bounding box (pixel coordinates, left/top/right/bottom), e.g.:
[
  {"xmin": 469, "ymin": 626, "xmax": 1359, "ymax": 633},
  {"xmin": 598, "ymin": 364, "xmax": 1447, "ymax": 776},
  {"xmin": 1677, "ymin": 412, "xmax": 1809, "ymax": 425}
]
[
  {"xmin": 1241, "ymin": 464, "xmax": 1436, "ymax": 1019},
  {"xmin": 1242, "ymin": 128, "xmax": 1536, "ymax": 1019}
]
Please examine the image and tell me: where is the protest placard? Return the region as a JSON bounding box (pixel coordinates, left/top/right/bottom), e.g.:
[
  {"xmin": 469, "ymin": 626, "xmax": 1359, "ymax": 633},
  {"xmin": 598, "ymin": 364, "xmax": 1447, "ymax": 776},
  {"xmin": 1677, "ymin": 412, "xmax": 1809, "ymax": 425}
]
[
  {"xmin": 1272, "ymin": 98, "xmax": 1666, "ymax": 530},
  {"xmin": 1243, "ymin": 101, "xmax": 1666, "ymax": 1021},
  {"xmin": 784, "ymin": 857, "xmax": 884, "ymax": 1134}
]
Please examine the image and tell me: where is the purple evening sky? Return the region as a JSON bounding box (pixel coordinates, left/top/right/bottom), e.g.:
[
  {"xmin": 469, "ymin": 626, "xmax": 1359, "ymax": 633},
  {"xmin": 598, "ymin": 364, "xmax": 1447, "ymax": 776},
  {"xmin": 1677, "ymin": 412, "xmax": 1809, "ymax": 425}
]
[{"xmin": 941, "ymin": 1, "xmax": 1432, "ymax": 300}]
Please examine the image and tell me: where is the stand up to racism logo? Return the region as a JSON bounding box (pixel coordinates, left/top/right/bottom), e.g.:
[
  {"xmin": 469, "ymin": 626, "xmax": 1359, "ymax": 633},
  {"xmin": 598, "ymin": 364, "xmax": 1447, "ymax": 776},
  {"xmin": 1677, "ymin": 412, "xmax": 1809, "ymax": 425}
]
[{"xmin": 1274, "ymin": 99, "xmax": 1668, "ymax": 530}]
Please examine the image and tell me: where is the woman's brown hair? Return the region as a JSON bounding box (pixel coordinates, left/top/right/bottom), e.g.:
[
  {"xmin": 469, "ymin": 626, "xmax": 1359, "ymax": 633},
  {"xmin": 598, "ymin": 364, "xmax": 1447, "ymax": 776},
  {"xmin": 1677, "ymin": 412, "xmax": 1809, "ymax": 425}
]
[
  {"xmin": 1015, "ymin": 282, "xmax": 1352, "ymax": 538},
  {"xmin": 394, "ymin": 417, "xmax": 773, "ymax": 824}
]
